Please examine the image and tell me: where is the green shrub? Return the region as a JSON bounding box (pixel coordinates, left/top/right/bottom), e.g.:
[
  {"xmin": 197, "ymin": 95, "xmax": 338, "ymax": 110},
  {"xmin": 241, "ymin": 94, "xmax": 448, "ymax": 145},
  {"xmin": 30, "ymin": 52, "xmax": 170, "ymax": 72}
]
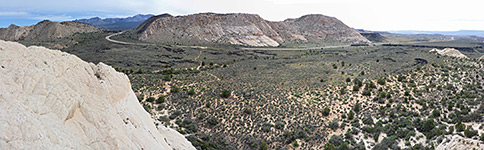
[
  {"xmin": 397, "ymin": 75, "xmax": 405, "ymax": 82},
  {"xmin": 353, "ymin": 85, "xmax": 360, "ymax": 91},
  {"xmin": 146, "ymin": 97, "xmax": 155, "ymax": 103},
  {"xmin": 188, "ymin": 88, "xmax": 195, "ymax": 95},
  {"xmin": 322, "ymin": 107, "xmax": 331, "ymax": 116},
  {"xmin": 156, "ymin": 96, "xmax": 165, "ymax": 104},
  {"xmin": 135, "ymin": 68, "xmax": 143, "ymax": 74},
  {"xmin": 348, "ymin": 110, "xmax": 355, "ymax": 120},
  {"xmin": 329, "ymin": 121, "xmax": 339, "ymax": 131},
  {"xmin": 354, "ymin": 102, "xmax": 361, "ymax": 113},
  {"xmin": 464, "ymin": 128, "xmax": 478, "ymax": 138},
  {"xmin": 275, "ymin": 122, "xmax": 285, "ymax": 130},
  {"xmin": 456, "ymin": 121, "xmax": 465, "ymax": 132},
  {"xmin": 207, "ymin": 116, "xmax": 219, "ymax": 126},
  {"xmin": 447, "ymin": 126, "xmax": 454, "ymax": 134},
  {"xmin": 377, "ymin": 78, "xmax": 386, "ymax": 85},
  {"xmin": 324, "ymin": 143, "xmax": 336, "ymax": 150},
  {"xmin": 221, "ymin": 90, "xmax": 231, "ymax": 98},
  {"xmin": 329, "ymin": 135, "xmax": 343, "ymax": 147},
  {"xmin": 259, "ymin": 141, "xmax": 267, "ymax": 150},
  {"xmin": 373, "ymin": 137, "xmax": 398, "ymax": 150},
  {"xmin": 172, "ymin": 86, "xmax": 180, "ymax": 93},
  {"xmin": 432, "ymin": 109, "xmax": 440, "ymax": 118}
]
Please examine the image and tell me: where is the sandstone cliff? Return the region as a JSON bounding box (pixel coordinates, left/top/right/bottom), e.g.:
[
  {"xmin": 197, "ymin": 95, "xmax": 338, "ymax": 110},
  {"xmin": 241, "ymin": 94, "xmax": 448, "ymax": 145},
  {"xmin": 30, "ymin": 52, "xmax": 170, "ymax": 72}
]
[
  {"xmin": 134, "ymin": 13, "xmax": 369, "ymax": 47},
  {"xmin": 0, "ymin": 40, "xmax": 194, "ymax": 149},
  {"xmin": 0, "ymin": 20, "xmax": 100, "ymax": 41}
]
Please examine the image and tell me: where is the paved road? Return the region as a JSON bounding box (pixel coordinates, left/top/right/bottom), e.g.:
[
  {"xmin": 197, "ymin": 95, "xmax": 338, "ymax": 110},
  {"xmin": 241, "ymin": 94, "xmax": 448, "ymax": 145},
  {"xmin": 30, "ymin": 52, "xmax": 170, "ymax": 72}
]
[
  {"xmin": 105, "ymin": 31, "xmax": 150, "ymax": 45},
  {"xmin": 105, "ymin": 32, "xmax": 206, "ymax": 49}
]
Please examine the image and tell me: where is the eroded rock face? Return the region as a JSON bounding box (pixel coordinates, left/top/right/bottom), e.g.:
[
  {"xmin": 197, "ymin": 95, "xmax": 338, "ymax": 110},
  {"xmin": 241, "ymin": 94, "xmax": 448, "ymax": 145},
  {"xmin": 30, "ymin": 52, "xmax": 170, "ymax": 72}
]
[
  {"xmin": 0, "ymin": 20, "xmax": 100, "ymax": 41},
  {"xmin": 135, "ymin": 13, "xmax": 369, "ymax": 47},
  {"xmin": 430, "ymin": 48, "xmax": 468, "ymax": 58},
  {"xmin": 0, "ymin": 40, "xmax": 194, "ymax": 150}
]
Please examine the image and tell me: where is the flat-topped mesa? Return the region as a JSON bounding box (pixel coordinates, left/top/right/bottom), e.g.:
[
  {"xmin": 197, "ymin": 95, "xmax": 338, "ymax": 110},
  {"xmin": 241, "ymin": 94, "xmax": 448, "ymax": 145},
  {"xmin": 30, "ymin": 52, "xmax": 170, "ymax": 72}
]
[
  {"xmin": 0, "ymin": 40, "xmax": 195, "ymax": 149},
  {"xmin": 0, "ymin": 20, "xmax": 100, "ymax": 41},
  {"xmin": 134, "ymin": 13, "xmax": 369, "ymax": 47}
]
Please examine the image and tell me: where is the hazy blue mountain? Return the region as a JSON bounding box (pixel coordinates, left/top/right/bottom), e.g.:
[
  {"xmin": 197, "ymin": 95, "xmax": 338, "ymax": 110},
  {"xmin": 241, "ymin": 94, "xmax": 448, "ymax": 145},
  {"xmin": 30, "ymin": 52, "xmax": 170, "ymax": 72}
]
[
  {"xmin": 73, "ymin": 14, "xmax": 154, "ymax": 30},
  {"xmin": 389, "ymin": 30, "xmax": 484, "ymax": 37}
]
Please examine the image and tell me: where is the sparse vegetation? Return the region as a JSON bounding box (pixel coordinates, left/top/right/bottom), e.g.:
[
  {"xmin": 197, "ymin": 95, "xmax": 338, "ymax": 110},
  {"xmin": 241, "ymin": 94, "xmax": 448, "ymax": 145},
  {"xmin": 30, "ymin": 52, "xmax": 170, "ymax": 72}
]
[{"xmin": 33, "ymin": 32, "xmax": 484, "ymax": 149}]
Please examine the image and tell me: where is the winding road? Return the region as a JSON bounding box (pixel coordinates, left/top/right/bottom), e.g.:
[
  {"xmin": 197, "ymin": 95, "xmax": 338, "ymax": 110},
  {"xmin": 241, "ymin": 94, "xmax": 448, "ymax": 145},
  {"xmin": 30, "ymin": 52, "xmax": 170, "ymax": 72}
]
[{"xmin": 105, "ymin": 31, "xmax": 150, "ymax": 45}]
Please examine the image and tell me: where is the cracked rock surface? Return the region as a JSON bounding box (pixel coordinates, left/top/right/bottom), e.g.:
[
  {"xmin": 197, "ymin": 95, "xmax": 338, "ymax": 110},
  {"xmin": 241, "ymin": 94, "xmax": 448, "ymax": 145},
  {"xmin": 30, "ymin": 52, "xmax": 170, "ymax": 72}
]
[{"xmin": 0, "ymin": 40, "xmax": 194, "ymax": 150}]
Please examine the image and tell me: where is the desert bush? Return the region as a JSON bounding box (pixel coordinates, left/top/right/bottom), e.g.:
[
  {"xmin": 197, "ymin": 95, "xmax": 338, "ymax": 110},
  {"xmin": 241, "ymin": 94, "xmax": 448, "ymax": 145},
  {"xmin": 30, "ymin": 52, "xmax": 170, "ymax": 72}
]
[
  {"xmin": 188, "ymin": 88, "xmax": 196, "ymax": 95},
  {"xmin": 329, "ymin": 120, "xmax": 339, "ymax": 131},
  {"xmin": 377, "ymin": 78, "xmax": 386, "ymax": 85},
  {"xmin": 322, "ymin": 107, "xmax": 331, "ymax": 116},
  {"xmin": 207, "ymin": 116, "xmax": 219, "ymax": 126},
  {"xmin": 464, "ymin": 128, "xmax": 478, "ymax": 138},
  {"xmin": 146, "ymin": 97, "xmax": 155, "ymax": 103},
  {"xmin": 348, "ymin": 110, "xmax": 355, "ymax": 120},
  {"xmin": 373, "ymin": 137, "xmax": 399, "ymax": 150},
  {"xmin": 172, "ymin": 86, "xmax": 180, "ymax": 93},
  {"xmin": 354, "ymin": 102, "xmax": 361, "ymax": 113},
  {"xmin": 221, "ymin": 90, "xmax": 231, "ymax": 98},
  {"xmin": 259, "ymin": 141, "xmax": 267, "ymax": 150},
  {"xmin": 275, "ymin": 122, "xmax": 285, "ymax": 130},
  {"xmin": 455, "ymin": 121, "xmax": 465, "ymax": 132},
  {"xmin": 156, "ymin": 96, "xmax": 165, "ymax": 104}
]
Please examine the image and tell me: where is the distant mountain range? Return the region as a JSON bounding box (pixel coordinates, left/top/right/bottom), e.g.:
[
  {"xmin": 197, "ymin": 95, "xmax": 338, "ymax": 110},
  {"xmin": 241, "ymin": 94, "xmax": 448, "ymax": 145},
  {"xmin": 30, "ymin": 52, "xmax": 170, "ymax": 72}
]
[
  {"xmin": 73, "ymin": 14, "xmax": 154, "ymax": 30},
  {"xmin": 389, "ymin": 30, "xmax": 484, "ymax": 37}
]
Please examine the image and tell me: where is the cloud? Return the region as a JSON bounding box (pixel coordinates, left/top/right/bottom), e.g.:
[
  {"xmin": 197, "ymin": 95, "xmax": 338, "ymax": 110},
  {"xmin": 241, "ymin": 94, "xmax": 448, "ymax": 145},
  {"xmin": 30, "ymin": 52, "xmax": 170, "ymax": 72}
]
[
  {"xmin": 0, "ymin": 11, "xmax": 29, "ymax": 16},
  {"xmin": 28, "ymin": 15, "xmax": 73, "ymax": 21}
]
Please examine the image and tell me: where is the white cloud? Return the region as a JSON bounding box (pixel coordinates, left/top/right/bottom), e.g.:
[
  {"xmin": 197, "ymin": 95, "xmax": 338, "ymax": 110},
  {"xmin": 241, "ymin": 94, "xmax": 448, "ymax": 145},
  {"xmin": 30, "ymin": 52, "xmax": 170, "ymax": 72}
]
[
  {"xmin": 29, "ymin": 15, "xmax": 73, "ymax": 21},
  {"xmin": 0, "ymin": 11, "xmax": 29, "ymax": 16}
]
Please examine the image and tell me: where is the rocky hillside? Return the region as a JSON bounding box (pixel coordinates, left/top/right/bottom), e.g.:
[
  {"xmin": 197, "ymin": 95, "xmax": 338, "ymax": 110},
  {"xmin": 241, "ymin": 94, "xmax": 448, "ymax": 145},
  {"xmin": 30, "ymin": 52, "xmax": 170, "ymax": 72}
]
[
  {"xmin": 74, "ymin": 14, "xmax": 154, "ymax": 30},
  {"xmin": 134, "ymin": 13, "xmax": 369, "ymax": 47},
  {"xmin": 0, "ymin": 40, "xmax": 194, "ymax": 149},
  {"xmin": 0, "ymin": 20, "xmax": 100, "ymax": 41},
  {"xmin": 430, "ymin": 48, "xmax": 468, "ymax": 58}
]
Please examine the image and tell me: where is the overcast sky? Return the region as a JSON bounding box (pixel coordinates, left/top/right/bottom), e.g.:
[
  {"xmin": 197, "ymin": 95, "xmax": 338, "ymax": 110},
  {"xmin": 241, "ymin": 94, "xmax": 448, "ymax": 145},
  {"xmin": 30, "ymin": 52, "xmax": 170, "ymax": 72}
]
[{"xmin": 1, "ymin": 0, "xmax": 483, "ymax": 31}]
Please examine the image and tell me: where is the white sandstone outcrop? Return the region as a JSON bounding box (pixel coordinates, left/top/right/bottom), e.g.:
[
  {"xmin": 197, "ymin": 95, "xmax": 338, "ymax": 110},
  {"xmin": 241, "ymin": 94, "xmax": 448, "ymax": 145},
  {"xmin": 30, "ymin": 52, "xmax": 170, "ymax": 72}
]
[
  {"xmin": 430, "ymin": 48, "xmax": 468, "ymax": 58},
  {"xmin": 0, "ymin": 40, "xmax": 194, "ymax": 150},
  {"xmin": 436, "ymin": 135, "xmax": 484, "ymax": 150}
]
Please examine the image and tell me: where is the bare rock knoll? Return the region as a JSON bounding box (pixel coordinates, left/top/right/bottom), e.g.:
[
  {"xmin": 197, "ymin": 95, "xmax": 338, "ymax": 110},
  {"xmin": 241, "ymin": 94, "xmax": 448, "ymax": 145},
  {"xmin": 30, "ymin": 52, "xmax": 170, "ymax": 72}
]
[
  {"xmin": 430, "ymin": 48, "xmax": 468, "ymax": 58},
  {"xmin": 134, "ymin": 13, "xmax": 369, "ymax": 47},
  {"xmin": 0, "ymin": 20, "xmax": 100, "ymax": 41},
  {"xmin": 0, "ymin": 40, "xmax": 194, "ymax": 149}
]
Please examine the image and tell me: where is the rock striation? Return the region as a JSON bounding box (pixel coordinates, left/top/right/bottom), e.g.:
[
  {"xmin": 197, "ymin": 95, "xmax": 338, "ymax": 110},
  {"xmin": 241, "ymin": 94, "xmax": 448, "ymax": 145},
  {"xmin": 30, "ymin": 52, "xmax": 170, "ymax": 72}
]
[
  {"xmin": 134, "ymin": 13, "xmax": 369, "ymax": 47},
  {"xmin": 430, "ymin": 48, "xmax": 468, "ymax": 58},
  {"xmin": 0, "ymin": 40, "xmax": 194, "ymax": 149},
  {"xmin": 0, "ymin": 20, "xmax": 100, "ymax": 41}
]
